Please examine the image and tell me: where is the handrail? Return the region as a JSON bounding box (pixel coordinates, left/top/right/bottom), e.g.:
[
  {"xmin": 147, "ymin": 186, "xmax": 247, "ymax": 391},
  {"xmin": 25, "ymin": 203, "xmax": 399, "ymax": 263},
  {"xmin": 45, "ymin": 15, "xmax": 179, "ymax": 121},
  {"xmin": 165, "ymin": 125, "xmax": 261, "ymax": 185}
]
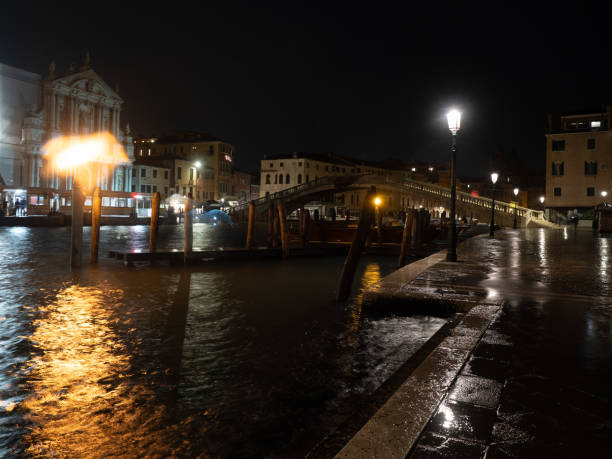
[{"xmin": 228, "ymin": 174, "xmax": 544, "ymax": 220}]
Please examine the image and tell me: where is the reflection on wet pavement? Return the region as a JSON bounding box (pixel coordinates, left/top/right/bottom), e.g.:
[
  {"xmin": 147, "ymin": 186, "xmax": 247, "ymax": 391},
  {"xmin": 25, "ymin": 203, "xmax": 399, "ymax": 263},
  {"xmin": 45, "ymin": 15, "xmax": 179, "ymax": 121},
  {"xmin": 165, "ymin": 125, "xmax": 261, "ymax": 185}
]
[{"xmin": 410, "ymin": 229, "xmax": 612, "ymax": 458}]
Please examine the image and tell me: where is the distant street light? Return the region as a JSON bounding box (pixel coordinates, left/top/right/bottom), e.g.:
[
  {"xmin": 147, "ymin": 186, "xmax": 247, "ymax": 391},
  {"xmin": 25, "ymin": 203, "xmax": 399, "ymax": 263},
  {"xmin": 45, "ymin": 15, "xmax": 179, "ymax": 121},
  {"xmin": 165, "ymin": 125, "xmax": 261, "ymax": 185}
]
[
  {"xmin": 374, "ymin": 196, "xmax": 382, "ymax": 206},
  {"xmin": 489, "ymin": 172, "xmax": 498, "ymax": 237},
  {"xmin": 446, "ymin": 109, "xmax": 461, "ymax": 262},
  {"xmin": 602, "ymin": 191, "xmax": 608, "ymax": 198},
  {"xmin": 194, "ymin": 161, "xmax": 202, "ymax": 168},
  {"xmin": 513, "ymin": 187, "xmax": 519, "ymax": 229}
]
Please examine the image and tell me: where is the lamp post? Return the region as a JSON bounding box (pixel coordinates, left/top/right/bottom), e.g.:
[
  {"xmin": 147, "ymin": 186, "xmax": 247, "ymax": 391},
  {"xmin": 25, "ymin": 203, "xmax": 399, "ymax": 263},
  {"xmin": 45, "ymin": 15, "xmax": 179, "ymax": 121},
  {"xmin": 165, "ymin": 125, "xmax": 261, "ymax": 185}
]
[
  {"xmin": 489, "ymin": 172, "xmax": 498, "ymax": 237},
  {"xmin": 539, "ymin": 195, "xmax": 545, "ymax": 220},
  {"xmin": 513, "ymin": 187, "xmax": 519, "ymax": 229},
  {"xmin": 446, "ymin": 109, "xmax": 461, "ymax": 262}
]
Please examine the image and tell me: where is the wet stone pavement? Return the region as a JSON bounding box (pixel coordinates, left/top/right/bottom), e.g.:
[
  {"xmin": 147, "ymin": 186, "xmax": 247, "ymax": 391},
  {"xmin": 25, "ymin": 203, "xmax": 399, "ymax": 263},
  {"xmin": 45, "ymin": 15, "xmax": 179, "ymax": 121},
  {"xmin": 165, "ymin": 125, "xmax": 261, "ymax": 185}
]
[{"xmin": 409, "ymin": 228, "xmax": 612, "ymax": 458}]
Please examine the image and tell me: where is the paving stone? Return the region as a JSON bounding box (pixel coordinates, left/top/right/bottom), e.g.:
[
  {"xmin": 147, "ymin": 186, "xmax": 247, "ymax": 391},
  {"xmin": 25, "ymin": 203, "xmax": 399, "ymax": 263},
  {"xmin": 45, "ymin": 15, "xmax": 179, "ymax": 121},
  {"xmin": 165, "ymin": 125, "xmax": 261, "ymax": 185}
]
[
  {"xmin": 424, "ymin": 399, "xmax": 497, "ymax": 443},
  {"xmin": 461, "ymin": 356, "xmax": 509, "ymax": 383},
  {"xmin": 448, "ymin": 375, "xmax": 503, "ymax": 409},
  {"xmin": 410, "ymin": 431, "xmax": 485, "ymax": 458}
]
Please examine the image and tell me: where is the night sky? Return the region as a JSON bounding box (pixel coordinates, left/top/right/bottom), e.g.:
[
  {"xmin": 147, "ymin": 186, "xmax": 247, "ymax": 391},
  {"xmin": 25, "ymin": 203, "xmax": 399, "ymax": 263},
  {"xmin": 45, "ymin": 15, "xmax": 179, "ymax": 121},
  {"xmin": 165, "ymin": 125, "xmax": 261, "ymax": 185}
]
[{"xmin": 1, "ymin": 1, "xmax": 611, "ymax": 175}]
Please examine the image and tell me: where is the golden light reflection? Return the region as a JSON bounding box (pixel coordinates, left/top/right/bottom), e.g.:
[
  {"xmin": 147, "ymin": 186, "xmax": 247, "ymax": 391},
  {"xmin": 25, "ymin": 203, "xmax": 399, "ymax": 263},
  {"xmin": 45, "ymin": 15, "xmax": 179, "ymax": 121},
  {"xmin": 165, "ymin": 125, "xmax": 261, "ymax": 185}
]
[
  {"xmin": 351, "ymin": 263, "xmax": 382, "ymax": 331},
  {"xmin": 19, "ymin": 284, "xmax": 153, "ymax": 456}
]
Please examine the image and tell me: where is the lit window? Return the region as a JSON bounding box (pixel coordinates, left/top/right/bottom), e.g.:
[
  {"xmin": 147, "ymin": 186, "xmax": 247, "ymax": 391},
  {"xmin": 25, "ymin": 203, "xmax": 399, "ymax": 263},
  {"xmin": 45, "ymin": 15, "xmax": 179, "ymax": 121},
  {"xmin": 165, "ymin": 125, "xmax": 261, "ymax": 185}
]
[
  {"xmin": 587, "ymin": 138, "xmax": 596, "ymax": 149},
  {"xmin": 591, "ymin": 121, "xmax": 601, "ymax": 128}
]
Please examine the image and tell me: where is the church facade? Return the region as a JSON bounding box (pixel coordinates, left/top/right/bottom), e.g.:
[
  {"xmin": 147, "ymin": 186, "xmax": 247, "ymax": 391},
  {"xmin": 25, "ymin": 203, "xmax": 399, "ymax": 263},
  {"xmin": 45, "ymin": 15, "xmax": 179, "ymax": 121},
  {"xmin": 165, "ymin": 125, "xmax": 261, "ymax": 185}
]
[{"xmin": 0, "ymin": 54, "xmax": 134, "ymax": 215}]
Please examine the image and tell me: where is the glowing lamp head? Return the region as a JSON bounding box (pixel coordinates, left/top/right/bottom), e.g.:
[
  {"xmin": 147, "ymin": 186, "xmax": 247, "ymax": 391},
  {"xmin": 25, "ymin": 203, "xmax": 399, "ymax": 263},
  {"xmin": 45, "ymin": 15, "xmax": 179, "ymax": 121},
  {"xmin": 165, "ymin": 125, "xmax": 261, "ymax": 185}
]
[
  {"xmin": 194, "ymin": 161, "xmax": 202, "ymax": 168},
  {"xmin": 602, "ymin": 191, "xmax": 608, "ymax": 197},
  {"xmin": 513, "ymin": 187, "xmax": 519, "ymax": 196},
  {"xmin": 491, "ymin": 173, "xmax": 498, "ymax": 184},
  {"xmin": 374, "ymin": 197, "xmax": 381, "ymax": 206},
  {"xmin": 411, "ymin": 167, "xmax": 416, "ymax": 172},
  {"xmin": 447, "ymin": 109, "xmax": 461, "ymax": 134},
  {"xmin": 539, "ymin": 196, "xmax": 545, "ymax": 204}
]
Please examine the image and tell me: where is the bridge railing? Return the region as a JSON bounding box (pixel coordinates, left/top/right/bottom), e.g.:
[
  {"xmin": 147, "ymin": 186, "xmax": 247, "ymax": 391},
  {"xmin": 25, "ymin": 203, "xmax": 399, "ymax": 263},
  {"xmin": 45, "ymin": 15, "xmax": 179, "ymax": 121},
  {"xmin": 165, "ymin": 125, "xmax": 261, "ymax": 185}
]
[
  {"xmin": 385, "ymin": 177, "xmax": 544, "ymax": 220},
  {"xmin": 228, "ymin": 176, "xmax": 339, "ymax": 214}
]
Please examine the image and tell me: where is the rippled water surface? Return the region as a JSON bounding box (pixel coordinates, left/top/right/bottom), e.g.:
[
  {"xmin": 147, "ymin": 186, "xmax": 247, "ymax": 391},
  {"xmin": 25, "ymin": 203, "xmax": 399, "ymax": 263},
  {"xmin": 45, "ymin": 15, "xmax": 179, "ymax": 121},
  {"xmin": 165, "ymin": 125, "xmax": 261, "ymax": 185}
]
[{"xmin": 0, "ymin": 224, "xmax": 445, "ymax": 457}]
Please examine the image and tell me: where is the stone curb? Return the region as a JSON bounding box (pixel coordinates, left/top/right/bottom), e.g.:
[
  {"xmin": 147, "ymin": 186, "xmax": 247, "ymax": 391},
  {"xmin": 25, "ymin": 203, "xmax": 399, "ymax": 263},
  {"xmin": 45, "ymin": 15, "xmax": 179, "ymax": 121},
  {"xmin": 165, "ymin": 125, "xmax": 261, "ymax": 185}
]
[{"xmin": 335, "ymin": 301, "xmax": 502, "ymax": 459}]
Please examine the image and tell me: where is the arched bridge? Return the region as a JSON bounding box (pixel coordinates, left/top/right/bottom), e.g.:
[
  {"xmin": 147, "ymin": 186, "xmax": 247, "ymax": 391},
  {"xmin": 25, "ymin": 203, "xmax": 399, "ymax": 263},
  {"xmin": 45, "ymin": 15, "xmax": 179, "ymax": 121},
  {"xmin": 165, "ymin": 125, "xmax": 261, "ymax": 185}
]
[{"xmin": 229, "ymin": 175, "xmax": 549, "ymax": 228}]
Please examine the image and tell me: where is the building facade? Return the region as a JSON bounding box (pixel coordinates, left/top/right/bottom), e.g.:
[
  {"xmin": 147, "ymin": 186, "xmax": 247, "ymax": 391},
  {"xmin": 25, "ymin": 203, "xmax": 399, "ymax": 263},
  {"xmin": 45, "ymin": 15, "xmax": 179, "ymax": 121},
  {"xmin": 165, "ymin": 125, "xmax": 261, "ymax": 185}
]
[
  {"xmin": 0, "ymin": 56, "xmax": 134, "ymax": 215},
  {"xmin": 546, "ymin": 106, "xmax": 612, "ymax": 213},
  {"xmin": 133, "ymin": 132, "xmax": 234, "ymax": 202}
]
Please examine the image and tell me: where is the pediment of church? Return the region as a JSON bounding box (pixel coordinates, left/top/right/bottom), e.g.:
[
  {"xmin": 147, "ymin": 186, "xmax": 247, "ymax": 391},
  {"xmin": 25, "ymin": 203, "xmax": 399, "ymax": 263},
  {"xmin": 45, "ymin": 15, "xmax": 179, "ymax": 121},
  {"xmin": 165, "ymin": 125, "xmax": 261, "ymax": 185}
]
[{"xmin": 50, "ymin": 69, "xmax": 123, "ymax": 103}]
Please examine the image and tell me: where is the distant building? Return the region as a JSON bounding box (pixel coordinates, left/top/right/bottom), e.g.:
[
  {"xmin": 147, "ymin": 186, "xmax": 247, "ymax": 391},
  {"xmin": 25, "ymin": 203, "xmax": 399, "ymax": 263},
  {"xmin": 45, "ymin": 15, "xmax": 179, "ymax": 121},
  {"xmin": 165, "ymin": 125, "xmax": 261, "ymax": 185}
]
[
  {"xmin": 133, "ymin": 131, "xmax": 234, "ymax": 202},
  {"xmin": 0, "ymin": 56, "xmax": 134, "ymax": 215},
  {"xmin": 545, "ymin": 106, "xmax": 612, "ymax": 214},
  {"xmin": 131, "ymin": 162, "xmax": 170, "ymax": 198},
  {"xmin": 232, "ymin": 169, "xmax": 257, "ymax": 203}
]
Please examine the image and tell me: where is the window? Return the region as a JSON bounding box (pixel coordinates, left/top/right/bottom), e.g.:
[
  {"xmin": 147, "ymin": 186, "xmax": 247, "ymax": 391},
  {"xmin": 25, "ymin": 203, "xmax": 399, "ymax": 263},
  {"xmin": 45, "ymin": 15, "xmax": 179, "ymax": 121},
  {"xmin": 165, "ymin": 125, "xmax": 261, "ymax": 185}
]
[
  {"xmin": 266, "ymin": 174, "xmax": 271, "ymax": 184},
  {"xmin": 306, "ymin": 162, "xmax": 310, "ymax": 168},
  {"xmin": 177, "ymin": 167, "xmax": 182, "ymax": 179},
  {"xmin": 298, "ymin": 162, "xmax": 302, "ymax": 166},
  {"xmin": 270, "ymin": 163, "xmax": 273, "ymax": 168},
  {"xmin": 279, "ymin": 174, "xmax": 283, "ymax": 184},
  {"xmin": 325, "ymin": 166, "xmax": 329, "ymax": 171},
  {"xmin": 164, "ymin": 186, "xmax": 168, "ymax": 196},
  {"xmin": 153, "ymin": 185, "xmax": 157, "ymax": 193},
  {"xmin": 587, "ymin": 187, "xmax": 595, "ymax": 196},
  {"xmin": 141, "ymin": 169, "xmax": 146, "ymax": 177},
  {"xmin": 554, "ymin": 187, "xmax": 562, "ymax": 196},
  {"xmin": 587, "ymin": 138, "xmax": 596, "ymax": 149},
  {"xmin": 280, "ymin": 162, "xmax": 284, "ymax": 167},
  {"xmin": 551, "ymin": 140, "xmax": 565, "ymax": 151},
  {"xmin": 305, "ymin": 175, "xmax": 309, "ymax": 182},
  {"xmin": 153, "ymin": 169, "xmax": 157, "ymax": 178},
  {"xmin": 147, "ymin": 148, "xmax": 151, "ymax": 156},
  {"xmin": 132, "ymin": 169, "xmax": 136, "ymax": 177},
  {"xmin": 298, "ymin": 174, "xmax": 302, "ymax": 184},
  {"xmin": 585, "ymin": 161, "xmax": 598, "ymax": 175},
  {"xmin": 274, "ymin": 174, "xmax": 278, "ymax": 184},
  {"xmin": 131, "ymin": 185, "xmax": 135, "ymax": 192},
  {"xmin": 286, "ymin": 174, "xmax": 290, "ymax": 184},
  {"xmin": 190, "ymin": 168, "xmax": 194, "ymax": 180},
  {"xmin": 552, "ymin": 162, "xmax": 564, "ymax": 176},
  {"xmin": 189, "ymin": 187, "xmax": 193, "ymax": 195},
  {"xmin": 175, "ymin": 186, "xmax": 179, "ymax": 193},
  {"xmin": 209, "ymin": 146, "xmax": 214, "ymax": 155},
  {"xmin": 146, "ymin": 185, "xmax": 152, "ymax": 193},
  {"xmin": 141, "ymin": 185, "xmax": 145, "ymax": 192},
  {"xmin": 182, "ymin": 187, "xmax": 186, "ymax": 196},
  {"xmin": 164, "ymin": 170, "xmax": 169, "ymax": 179}
]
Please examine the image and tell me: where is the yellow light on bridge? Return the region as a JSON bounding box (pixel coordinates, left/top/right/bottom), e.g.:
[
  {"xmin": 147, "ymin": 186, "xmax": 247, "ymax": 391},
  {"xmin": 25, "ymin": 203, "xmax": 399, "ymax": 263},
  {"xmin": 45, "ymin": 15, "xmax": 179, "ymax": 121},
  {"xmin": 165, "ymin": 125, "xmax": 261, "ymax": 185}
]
[{"xmin": 373, "ymin": 197, "xmax": 382, "ymax": 206}]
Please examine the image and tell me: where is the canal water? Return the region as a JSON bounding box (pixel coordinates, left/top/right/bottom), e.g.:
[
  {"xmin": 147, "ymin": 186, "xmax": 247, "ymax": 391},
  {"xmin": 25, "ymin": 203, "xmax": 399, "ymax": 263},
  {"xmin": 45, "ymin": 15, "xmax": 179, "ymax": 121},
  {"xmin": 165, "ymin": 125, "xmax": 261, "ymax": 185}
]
[{"xmin": 0, "ymin": 224, "xmax": 446, "ymax": 457}]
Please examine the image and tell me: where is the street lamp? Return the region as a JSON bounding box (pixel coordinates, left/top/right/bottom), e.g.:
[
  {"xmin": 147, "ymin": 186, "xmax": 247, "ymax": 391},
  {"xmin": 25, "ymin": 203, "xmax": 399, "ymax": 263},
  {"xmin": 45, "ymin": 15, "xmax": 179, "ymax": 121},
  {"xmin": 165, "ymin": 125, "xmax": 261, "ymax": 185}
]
[
  {"xmin": 489, "ymin": 172, "xmax": 498, "ymax": 237},
  {"xmin": 513, "ymin": 187, "xmax": 519, "ymax": 229},
  {"xmin": 446, "ymin": 109, "xmax": 461, "ymax": 262},
  {"xmin": 602, "ymin": 191, "xmax": 608, "ymax": 198},
  {"xmin": 194, "ymin": 161, "xmax": 202, "ymax": 168}
]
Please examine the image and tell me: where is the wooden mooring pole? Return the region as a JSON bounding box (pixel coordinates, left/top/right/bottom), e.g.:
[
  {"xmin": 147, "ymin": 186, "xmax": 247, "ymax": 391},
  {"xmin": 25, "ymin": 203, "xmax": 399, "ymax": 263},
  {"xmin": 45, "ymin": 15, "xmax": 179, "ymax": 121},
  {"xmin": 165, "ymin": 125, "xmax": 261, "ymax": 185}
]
[
  {"xmin": 336, "ymin": 186, "xmax": 376, "ymax": 302},
  {"xmin": 184, "ymin": 193, "xmax": 193, "ymax": 264},
  {"xmin": 277, "ymin": 200, "xmax": 289, "ymax": 259},
  {"xmin": 397, "ymin": 208, "xmax": 414, "ymax": 268},
  {"xmin": 71, "ymin": 183, "xmax": 84, "ymax": 268},
  {"xmin": 149, "ymin": 191, "xmax": 160, "ymax": 253},
  {"xmin": 267, "ymin": 202, "xmax": 274, "ymax": 248},
  {"xmin": 90, "ymin": 187, "xmax": 102, "ymax": 263},
  {"xmin": 246, "ymin": 200, "xmax": 255, "ymax": 249}
]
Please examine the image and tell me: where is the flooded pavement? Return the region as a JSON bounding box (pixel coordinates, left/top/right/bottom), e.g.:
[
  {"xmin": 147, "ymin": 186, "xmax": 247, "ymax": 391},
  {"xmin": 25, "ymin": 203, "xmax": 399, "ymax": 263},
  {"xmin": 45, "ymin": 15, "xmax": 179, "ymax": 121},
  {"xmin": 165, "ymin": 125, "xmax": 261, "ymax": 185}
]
[
  {"xmin": 409, "ymin": 228, "xmax": 612, "ymax": 458},
  {"xmin": 0, "ymin": 224, "xmax": 446, "ymax": 457}
]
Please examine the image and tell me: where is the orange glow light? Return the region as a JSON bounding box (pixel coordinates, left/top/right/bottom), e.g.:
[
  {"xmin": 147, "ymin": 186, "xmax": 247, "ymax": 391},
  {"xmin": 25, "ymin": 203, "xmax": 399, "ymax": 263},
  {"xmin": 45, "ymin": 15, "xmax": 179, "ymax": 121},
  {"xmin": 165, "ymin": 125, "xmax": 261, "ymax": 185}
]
[{"xmin": 43, "ymin": 132, "xmax": 128, "ymax": 171}]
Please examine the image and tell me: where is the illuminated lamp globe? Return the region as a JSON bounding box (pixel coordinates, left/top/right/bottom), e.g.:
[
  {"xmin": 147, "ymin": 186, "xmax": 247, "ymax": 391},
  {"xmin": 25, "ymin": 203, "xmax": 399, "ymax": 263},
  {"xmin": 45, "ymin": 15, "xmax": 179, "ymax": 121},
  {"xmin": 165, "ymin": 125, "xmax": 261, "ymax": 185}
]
[
  {"xmin": 491, "ymin": 172, "xmax": 498, "ymax": 184},
  {"xmin": 447, "ymin": 109, "xmax": 461, "ymax": 134}
]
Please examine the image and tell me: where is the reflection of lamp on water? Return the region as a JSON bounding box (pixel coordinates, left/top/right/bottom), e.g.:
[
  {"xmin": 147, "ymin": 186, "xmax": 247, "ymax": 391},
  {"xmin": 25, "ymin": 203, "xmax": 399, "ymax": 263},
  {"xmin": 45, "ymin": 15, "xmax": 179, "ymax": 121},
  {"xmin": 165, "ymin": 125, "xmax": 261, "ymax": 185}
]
[{"xmin": 43, "ymin": 132, "xmax": 128, "ymax": 268}]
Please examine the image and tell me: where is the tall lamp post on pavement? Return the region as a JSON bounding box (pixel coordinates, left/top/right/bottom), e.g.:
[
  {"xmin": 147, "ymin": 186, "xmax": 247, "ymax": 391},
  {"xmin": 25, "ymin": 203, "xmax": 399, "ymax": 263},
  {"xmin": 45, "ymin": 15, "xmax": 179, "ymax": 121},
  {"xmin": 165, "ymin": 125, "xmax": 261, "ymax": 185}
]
[
  {"xmin": 489, "ymin": 172, "xmax": 498, "ymax": 237},
  {"xmin": 446, "ymin": 109, "xmax": 461, "ymax": 262},
  {"xmin": 513, "ymin": 187, "xmax": 519, "ymax": 229},
  {"xmin": 539, "ymin": 196, "xmax": 545, "ymax": 219}
]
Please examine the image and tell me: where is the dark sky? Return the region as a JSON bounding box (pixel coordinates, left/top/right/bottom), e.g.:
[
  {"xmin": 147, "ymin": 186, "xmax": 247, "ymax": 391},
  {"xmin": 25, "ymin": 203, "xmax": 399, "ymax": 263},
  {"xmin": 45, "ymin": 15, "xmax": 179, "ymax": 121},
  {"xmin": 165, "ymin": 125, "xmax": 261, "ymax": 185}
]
[{"xmin": 1, "ymin": 1, "xmax": 611, "ymax": 175}]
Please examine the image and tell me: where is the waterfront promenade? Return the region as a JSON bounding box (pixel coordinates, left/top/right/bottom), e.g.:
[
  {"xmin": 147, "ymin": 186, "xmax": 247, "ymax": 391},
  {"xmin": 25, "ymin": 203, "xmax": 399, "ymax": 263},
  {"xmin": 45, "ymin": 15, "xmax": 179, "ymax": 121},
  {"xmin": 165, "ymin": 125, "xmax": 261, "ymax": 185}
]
[{"xmin": 337, "ymin": 228, "xmax": 612, "ymax": 458}]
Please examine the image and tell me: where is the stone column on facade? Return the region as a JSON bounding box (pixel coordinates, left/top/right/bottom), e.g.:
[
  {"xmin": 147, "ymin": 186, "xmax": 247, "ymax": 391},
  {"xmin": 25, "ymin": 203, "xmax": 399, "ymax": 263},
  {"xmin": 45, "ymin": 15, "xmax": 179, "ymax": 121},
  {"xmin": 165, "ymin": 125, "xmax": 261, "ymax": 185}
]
[
  {"xmin": 36, "ymin": 157, "xmax": 43, "ymax": 187},
  {"xmin": 49, "ymin": 91, "xmax": 56, "ymax": 133}
]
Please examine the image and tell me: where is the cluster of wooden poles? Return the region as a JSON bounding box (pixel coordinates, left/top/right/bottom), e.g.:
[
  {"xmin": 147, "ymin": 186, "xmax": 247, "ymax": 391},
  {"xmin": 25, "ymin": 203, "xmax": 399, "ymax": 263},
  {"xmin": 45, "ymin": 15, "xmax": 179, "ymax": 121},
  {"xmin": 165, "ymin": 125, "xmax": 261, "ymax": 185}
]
[
  {"xmin": 71, "ymin": 187, "xmax": 190, "ymax": 268},
  {"xmin": 72, "ymin": 185, "xmax": 431, "ymax": 305},
  {"xmin": 335, "ymin": 186, "xmax": 431, "ymax": 302}
]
